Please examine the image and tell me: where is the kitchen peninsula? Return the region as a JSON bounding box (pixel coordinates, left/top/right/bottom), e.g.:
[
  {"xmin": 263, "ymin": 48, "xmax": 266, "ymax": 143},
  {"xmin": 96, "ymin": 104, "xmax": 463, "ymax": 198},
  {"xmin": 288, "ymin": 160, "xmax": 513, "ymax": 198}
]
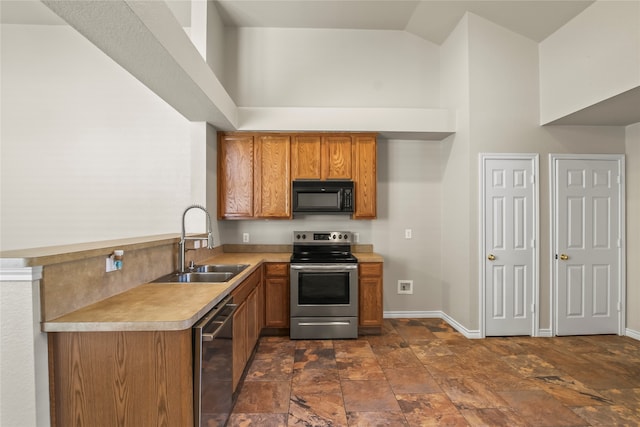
[{"xmin": 1, "ymin": 234, "xmax": 382, "ymax": 426}]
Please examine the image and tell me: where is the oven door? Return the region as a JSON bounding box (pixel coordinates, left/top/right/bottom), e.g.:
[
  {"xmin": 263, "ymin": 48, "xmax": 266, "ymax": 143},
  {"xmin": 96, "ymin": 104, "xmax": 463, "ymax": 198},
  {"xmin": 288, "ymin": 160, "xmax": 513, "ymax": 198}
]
[{"xmin": 290, "ymin": 263, "xmax": 358, "ymax": 317}]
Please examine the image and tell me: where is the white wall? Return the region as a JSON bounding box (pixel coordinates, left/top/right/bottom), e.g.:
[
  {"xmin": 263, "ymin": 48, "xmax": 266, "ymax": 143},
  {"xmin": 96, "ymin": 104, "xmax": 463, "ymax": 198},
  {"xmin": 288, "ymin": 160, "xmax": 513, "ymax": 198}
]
[
  {"xmin": 539, "ymin": 1, "xmax": 640, "ymax": 124},
  {"xmin": 218, "ymin": 26, "xmax": 445, "ymax": 313},
  {"xmin": 372, "ymin": 140, "xmax": 443, "ymax": 312},
  {"xmin": 439, "ymin": 14, "xmax": 473, "ymax": 330},
  {"xmin": 626, "ymin": 122, "xmax": 640, "ymax": 335},
  {"xmin": 462, "ymin": 13, "xmax": 627, "ymax": 333},
  {"xmin": 224, "ymin": 27, "xmax": 441, "ymax": 108},
  {"xmin": 189, "ymin": 0, "xmax": 226, "ymax": 80},
  {"xmin": 0, "ymin": 270, "xmax": 48, "ymax": 427},
  {"xmin": 0, "ymin": 24, "xmax": 196, "ymax": 251}
]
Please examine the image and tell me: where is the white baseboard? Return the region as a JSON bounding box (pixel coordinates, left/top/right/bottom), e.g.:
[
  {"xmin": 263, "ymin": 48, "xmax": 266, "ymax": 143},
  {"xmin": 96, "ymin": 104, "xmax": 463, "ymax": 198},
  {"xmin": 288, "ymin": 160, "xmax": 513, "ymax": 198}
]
[
  {"xmin": 626, "ymin": 327, "xmax": 640, "ymax": 341},
  {"xmin": 383, "ymin": 310, "xmax": 481, "ymax": 339},
  {"xmin": 383, "ymin": 312, "xmax": 639, "ymax": 342},
  {"xmin": 440, "ymin": 312, "xmax": 482, "ymax": 339},
  {"xmin": 384, "ymin": 310, "xmax": 441, "ymax": 319}
]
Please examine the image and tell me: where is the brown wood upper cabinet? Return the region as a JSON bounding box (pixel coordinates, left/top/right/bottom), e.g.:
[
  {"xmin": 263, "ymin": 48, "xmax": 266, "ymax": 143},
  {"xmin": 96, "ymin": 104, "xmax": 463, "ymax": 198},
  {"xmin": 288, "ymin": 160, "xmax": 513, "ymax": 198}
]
[
  {"xmin": 218, "ymin": 134, "xmax": 254, "ymax": 219},
  {"xmin": 291, "ymin": 134, "xmax": 353, "ymax": 181},
  {"xmin": 352, "ymin": 134, "xmax": 377, "ymax": 219},
  {"xmin": 254, "ymin": 135, "xmax": 291, "ymax": 218},
  {"xmin": 218, "ymin": 133, "xmax": 291, "ymax": 219},
  {"xmin": 322, "ymin": 135, "xmax": 353, "ymax": 180},
  {"xmin": 220, "ymin": 132, "xmax": 376, "ymax": 219},
  {"xmin": 291, "ymin": 135, "xmax": 322, "ymax": 179}
]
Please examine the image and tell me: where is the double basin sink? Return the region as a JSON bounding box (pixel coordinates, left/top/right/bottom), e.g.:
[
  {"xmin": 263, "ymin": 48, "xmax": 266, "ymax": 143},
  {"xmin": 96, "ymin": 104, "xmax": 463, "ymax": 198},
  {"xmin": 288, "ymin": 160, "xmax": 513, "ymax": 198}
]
[{"xmin": 152, "ymin": 264, "xmax": 249, "ymax": 283}]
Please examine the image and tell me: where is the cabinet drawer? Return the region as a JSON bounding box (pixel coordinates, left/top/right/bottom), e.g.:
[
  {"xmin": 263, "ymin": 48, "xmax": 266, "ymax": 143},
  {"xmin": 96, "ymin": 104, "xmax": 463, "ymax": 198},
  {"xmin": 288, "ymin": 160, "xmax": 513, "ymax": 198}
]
[
  {"xmin": 265, "ymin": 262, "xmax": 289, "ymax": 277},
  {"xmin": 359, "ymin": 263, "xmax": 382, "ymax": 277},
  {"xmin": 231, "ymin": 268, "xmax": 261, "ymax": 302}
]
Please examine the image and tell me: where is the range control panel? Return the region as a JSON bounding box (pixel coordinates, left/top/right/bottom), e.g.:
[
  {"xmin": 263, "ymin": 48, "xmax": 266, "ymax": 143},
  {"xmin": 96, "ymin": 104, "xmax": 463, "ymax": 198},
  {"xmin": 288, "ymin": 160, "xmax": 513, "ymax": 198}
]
[{"xmin": 293, "ymin": 231, "xmax": 353, "ymax": 244}]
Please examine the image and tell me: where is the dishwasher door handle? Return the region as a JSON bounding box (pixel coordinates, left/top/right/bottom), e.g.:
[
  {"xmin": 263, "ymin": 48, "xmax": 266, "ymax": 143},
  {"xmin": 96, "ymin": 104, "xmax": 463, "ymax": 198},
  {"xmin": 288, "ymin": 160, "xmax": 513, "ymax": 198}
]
[{"xmin": 201, "ymin": 304, "xmax": 236, "ymax": 342}]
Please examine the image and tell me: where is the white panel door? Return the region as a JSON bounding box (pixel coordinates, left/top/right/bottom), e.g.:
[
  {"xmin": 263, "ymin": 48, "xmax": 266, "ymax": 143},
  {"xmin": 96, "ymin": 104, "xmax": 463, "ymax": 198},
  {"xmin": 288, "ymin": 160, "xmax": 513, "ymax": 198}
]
[
  {"xmin": 553, "ymin": 157, "xmax": 624, "ymax": 335},
  {"xmin": 482, "ymin": 155, "xmax": 537, "ymax": 336}
]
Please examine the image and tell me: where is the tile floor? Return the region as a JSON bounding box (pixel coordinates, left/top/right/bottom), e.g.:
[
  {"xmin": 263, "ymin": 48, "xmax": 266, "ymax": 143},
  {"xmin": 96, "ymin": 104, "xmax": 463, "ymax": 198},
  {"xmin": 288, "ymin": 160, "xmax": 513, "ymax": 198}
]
[{"xmin": 229, "ymin": 318, "xmax": 640, "ymax": 426}]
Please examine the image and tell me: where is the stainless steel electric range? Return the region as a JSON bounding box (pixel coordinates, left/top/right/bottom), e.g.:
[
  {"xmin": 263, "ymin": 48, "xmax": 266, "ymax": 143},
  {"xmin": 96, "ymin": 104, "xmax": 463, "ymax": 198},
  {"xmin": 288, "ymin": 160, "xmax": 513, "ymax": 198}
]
[{"xmin": 290, "ymin": 231, "xmax": 358, "ymax": 339}]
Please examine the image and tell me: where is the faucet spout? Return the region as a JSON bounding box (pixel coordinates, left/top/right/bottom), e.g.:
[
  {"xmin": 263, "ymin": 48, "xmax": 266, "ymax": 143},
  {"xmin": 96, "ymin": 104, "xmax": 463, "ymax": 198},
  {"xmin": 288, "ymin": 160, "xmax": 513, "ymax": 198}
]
[{"xmin": 179, "ymin": 204, "xmax": 214, "ymax": 273}]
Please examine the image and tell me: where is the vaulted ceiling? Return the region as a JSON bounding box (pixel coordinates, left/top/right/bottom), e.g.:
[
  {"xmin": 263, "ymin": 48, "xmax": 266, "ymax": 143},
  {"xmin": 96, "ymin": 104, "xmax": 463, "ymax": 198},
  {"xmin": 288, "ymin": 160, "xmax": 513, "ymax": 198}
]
[
  {"xmin": 2, "ymin": 0, "xmax": 594, "ymax": 45},
  {"xmin": 2, "ymin": 1, "xmax": 638, "ymax": 128},
  {"xmin": 212, "ymin": 0, "xmax": 594, "ymax": 45}
]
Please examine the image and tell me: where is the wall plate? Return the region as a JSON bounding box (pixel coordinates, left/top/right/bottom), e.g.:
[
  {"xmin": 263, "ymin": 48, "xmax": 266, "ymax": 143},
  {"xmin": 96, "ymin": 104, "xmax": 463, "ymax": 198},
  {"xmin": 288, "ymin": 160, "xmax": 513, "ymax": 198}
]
[{"xmin": 398, "ymin": 280, "xmax": 413, "ymax": 294}]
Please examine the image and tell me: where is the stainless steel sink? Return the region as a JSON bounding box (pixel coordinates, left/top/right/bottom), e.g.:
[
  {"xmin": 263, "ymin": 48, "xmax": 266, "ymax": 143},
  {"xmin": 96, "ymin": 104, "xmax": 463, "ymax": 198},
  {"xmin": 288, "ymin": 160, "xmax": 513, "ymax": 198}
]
[
  {"xmin": 151, "ymin": 264, "xmax": 249, "ymax": 283},
  {"xmin": 153, "ymin": 271, "xmax": 235, "ymax": 283},
  {"xmin": 193, "ymin": 264, "xmax": 249, "ymax": 274}
]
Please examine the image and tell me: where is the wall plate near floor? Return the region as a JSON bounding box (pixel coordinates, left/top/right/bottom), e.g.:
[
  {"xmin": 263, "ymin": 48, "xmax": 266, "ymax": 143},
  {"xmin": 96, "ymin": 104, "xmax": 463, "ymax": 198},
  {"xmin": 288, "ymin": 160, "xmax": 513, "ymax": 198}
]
[{"xmin": 398, "ymin": 280, "xmax": 413, "ymax": 294}]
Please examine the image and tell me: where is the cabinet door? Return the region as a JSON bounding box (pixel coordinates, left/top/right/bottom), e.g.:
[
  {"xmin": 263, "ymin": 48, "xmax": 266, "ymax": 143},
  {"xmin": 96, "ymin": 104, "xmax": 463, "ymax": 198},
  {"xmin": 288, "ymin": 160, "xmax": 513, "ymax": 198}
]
[
  {"xmin": 353, "ymin": 135, "xmax": 377, "ymax": 219},
  {"xmin": 257, "ymin": 276, "xmax": 265, "ymax": 331},
  {"xmin": 291, "ymin": 135, "xmax": 322, "ymax": 180},
  {"xmin": 322, "ymin": 135, "xmax": 352, "ymax": 180},
  {"xmin": 265, "ymin": 277, "xmax": 289, "ymax": 328},
  {"xmin": 50, "ymin": 331, "xmax": 193, "ymax": 427},
  {"xmin": 246, "ymin": 287, "xmax": 259, "ymax": 361},
  {"xmin": 254, "ymin": 135, "xmax": 291, "ymax": 218},
  {"xmin": 218, "ymin": 135, "xmax": 254, "ymax": 219},
  {"xmin": 232, "ymin": 300, "xmax": 247, "ymax": 391},
  {"xmin": 359, "ymin": 263, "xmax": 383, "ymax": 327},
  {"xmin": 264, "ymin": 263, "xmax": 289, "ymax": 328}
]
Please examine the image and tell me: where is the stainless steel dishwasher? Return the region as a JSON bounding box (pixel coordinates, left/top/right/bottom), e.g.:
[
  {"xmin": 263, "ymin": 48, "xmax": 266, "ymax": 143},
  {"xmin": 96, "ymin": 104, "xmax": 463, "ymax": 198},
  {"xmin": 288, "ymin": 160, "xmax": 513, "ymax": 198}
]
[{"xmin": 193, "ymin": 295, "xmax": 236, "ymax": 427}]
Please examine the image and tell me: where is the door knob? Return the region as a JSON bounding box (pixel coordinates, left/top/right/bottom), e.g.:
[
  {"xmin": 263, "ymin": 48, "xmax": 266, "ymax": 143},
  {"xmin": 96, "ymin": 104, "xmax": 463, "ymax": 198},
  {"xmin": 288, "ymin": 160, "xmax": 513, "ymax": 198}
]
[
  {"xmin": 559, "ymin": 254, "xmax": 569, "ymax": 261},
  {"xmin": 487, "ymin": 254, "xmax": 496, "ymax": 261}
]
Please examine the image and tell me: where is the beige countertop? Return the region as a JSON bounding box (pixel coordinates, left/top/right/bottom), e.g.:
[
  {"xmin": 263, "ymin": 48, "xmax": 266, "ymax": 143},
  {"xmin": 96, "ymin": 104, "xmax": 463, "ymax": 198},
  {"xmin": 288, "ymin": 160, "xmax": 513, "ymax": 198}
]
[
  {"xmin": 0, "ymin": 234, "xmax": 180, "ymax": 268},
  {"xmin": 42, "ymin": 251, "xmax": 383, "ymax": 333},
  {"xmin": 354, "ymin": 252, "xmax": 384, "ymax": 263}
]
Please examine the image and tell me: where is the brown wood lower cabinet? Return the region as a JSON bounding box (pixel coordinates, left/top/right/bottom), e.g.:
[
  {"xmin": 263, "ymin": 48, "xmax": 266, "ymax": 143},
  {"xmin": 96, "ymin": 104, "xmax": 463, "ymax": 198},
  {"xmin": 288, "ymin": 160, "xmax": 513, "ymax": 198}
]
[
  {"xmin": 231, "ymin": 267, "xmax": 263, "ymax": 391},
  {"xmin": 359, "ymin": 262, "xmax": 383, "ymax": 333},
  {"xmin": 247, "ymin": 285, "xmax": 261, "ymax": 352},
  {"xmin": 48, "ymin": 330, "xmax": 193, "ymax": 427},
  {"xmin": 48, "ymin": 261, "xmax": 383, "ymax": 425},
  {"xmin": 264, "ymin": 263, "xmax": 290, "ymax": 328},
  {"xmin": 232, "ymin": 299, "xmax": 248, "ymax": 391},
  {"xmin": 48, "ymin": 267, "xmax": 266, "ymax": 426},
  {"xmin": 233, "ymin": 283, "xmax": 262, "ymax": 391}
]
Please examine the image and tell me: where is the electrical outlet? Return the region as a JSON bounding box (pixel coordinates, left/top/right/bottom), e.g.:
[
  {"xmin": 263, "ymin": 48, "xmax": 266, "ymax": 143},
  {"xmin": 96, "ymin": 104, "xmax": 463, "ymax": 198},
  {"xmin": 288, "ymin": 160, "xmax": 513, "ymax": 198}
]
[
  {"xmin": 405, "ymin": 229, "xmax": 412, "ymax": 239},
  {"xmin": 193, "ymin": 240, "xmax": 201, "ymax": 249},
  {"xmin": 398, "ymin": 280, "xmax": 413, "ymax": 294},
  {"xmin": 242, "ymin": 233, "xmax": 250, "ymax": 243},
  {"xmin": 354, "ymin": 232, "xmax": 360, "ymax": 243}
]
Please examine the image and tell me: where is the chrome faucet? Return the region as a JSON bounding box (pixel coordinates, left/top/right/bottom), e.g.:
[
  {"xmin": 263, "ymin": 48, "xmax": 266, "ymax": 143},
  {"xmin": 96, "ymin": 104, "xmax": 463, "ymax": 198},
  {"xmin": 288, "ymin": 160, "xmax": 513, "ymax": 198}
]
[{"xmin": 179, "ymin": 204, "xmax": 214, "ymax": 273}]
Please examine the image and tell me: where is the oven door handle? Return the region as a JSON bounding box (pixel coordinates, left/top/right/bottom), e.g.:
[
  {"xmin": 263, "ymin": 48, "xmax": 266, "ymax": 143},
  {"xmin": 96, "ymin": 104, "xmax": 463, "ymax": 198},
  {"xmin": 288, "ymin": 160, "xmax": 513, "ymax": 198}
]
[
  {"xmin": 298, "ymin": 321, "xmax": 352, "ymax": 326},
  {"xmin": 291, "ymin": 264, "xmax": 358, "ymax": 271}
]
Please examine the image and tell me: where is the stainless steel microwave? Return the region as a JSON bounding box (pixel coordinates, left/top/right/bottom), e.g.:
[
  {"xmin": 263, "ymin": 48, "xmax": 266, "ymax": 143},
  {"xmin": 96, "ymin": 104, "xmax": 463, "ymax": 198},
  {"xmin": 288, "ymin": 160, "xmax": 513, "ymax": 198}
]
[{"xmin": 292, "ymin": 181, "xmax": 354, "ymax": 214}]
